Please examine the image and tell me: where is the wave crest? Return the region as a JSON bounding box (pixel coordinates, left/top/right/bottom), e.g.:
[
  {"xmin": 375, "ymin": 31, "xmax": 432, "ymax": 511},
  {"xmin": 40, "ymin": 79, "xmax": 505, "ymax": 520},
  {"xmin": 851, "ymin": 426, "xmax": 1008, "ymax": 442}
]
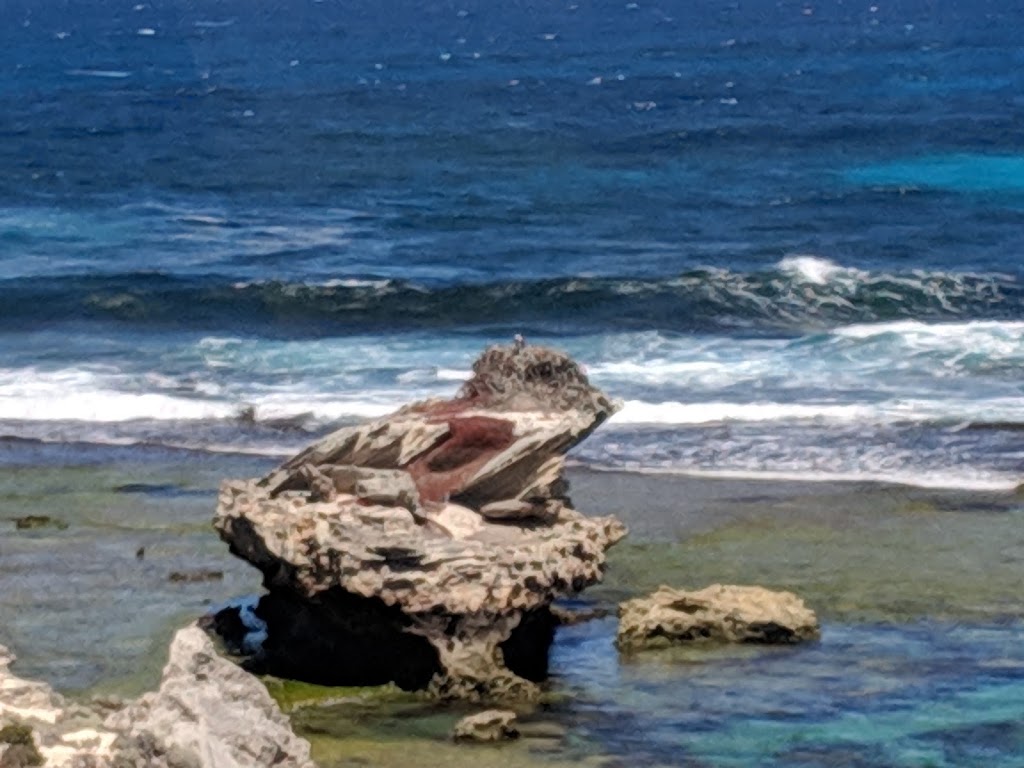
[{"xmin": 0, "ymin": 260, "xmax": 1018, "ymax": 335}]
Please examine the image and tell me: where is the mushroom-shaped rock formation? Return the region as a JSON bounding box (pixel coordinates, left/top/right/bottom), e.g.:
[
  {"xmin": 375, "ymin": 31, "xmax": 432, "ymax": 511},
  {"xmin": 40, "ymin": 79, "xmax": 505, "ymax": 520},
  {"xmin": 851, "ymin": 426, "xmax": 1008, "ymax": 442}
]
[{"xmin": 214, "ymin": 343, "xmax": 627, "ymax": 699}]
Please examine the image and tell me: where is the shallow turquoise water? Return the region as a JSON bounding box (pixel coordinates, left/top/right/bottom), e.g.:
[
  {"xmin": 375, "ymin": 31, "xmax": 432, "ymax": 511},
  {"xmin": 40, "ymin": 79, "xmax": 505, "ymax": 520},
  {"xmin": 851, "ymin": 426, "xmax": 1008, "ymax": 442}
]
[
  {"xmin": 2, "ymin": 443, "xmax": 1023, "ymax": 767},
  {"xmin": 845, "ymin": 153, "xmax": 1024, "ymax": 195},
  {"xmin": 551, "ymin": 619, "xmax": 1024, "ymax": 767}
]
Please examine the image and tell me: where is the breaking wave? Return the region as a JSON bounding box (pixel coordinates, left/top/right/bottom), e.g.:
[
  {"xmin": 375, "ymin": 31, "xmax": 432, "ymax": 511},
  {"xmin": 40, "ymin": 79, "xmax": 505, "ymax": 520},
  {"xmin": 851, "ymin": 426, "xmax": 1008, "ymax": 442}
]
[{"xmin": 1, "ymin": 258, "xmax": 1018, "ymax": 335}]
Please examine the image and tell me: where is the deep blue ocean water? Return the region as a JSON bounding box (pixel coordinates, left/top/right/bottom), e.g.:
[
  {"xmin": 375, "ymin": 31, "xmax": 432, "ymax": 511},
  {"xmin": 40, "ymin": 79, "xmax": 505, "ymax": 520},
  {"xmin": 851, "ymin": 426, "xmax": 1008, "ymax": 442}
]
[{"xmin": 0, "ymin": 0, "xmax": 1022, "ymax": 487}]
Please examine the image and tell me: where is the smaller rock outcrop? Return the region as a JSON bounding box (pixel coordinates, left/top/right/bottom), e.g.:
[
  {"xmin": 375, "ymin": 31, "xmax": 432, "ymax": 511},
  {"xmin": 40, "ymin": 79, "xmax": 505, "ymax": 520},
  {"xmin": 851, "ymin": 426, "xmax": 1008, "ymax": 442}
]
[
  {"xmin": 452, "ymin": 710, "xmax": 519, "ymax": 742},
  {"xmin": 108, "ymin": 625, "xmax": 315, "ymax": 768},
  {"xmin": 616, "ymin": 584, "xmax": 820, "ymax": 650}
]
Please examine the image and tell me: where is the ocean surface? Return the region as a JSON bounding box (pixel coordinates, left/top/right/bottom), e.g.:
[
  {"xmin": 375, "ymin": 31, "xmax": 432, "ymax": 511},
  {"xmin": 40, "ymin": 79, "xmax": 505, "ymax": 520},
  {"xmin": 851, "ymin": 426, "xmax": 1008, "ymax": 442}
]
[{"xmin": 1, "ymin": 0, "xmax": 1022, "ymax": 490}]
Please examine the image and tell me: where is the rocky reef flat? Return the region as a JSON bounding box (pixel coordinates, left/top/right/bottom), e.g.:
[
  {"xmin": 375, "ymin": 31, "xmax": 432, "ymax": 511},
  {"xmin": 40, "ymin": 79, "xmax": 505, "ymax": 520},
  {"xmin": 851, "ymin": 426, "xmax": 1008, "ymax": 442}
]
[{"xmin": 1, "ymin": 345, "xmax": 1022, "ymax": 766}]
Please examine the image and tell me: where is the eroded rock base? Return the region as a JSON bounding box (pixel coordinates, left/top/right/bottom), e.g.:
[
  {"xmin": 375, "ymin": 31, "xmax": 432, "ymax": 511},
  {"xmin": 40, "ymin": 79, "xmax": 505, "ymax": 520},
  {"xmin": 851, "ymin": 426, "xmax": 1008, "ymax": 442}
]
[
  {"xmin": 212, "ymin": 598, "xmax": 560, "ymax": 698},
  {"xmin": 215, "ymin": 589, "xmax": 441, "ymax": 690}
]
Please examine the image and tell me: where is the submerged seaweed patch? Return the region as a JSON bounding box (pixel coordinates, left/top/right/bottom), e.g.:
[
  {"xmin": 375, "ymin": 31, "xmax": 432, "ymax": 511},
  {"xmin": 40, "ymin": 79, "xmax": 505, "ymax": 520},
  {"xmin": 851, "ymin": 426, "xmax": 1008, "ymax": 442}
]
[
  {"xmin": 0, "ymin": 723, "xmax": 43, "ymax": 767},
  {"xmin": 262, "ymin": 676, "xmax": 411, "ymax": 713}
]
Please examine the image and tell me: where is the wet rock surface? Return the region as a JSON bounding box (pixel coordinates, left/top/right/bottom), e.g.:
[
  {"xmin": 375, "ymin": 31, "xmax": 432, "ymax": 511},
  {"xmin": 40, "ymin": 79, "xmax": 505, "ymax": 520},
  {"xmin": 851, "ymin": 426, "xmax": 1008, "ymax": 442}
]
[
  {"xmin": 616, "ymin": 584, "xmax": 820, "ymax": 650},
  {"xmin": 214, "ymin": 343, "xmax": 627, "ymax": 699}
]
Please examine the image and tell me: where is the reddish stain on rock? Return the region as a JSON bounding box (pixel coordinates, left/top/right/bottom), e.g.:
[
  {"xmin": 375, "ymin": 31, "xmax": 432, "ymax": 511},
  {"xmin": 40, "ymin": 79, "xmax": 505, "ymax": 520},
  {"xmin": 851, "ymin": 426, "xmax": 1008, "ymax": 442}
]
[{"xmin": 406, "ymin": 416, "xmax": 516, "ymax": 503}]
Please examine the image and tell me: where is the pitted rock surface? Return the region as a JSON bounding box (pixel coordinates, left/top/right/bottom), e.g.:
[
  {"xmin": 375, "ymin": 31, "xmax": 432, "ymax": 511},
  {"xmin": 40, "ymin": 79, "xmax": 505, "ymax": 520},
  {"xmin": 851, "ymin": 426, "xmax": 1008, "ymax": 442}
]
[
  {"xmin": 616, "ymin": 584, "xmax": 820, "ymax": 650},
  {"xmin": 215, "ymin": 343, "xmax": 627, "ymax": 699}
]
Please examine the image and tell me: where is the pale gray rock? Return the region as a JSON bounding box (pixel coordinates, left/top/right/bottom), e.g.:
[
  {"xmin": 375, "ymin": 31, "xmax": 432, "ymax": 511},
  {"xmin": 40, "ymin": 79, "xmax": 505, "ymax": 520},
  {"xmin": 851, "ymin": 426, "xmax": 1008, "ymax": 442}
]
[
  {"xmin": 107, "ymin": 626, "xmax": 314, "ymax": 768},
  {"xmin": 1, "ymin": 629, "xmax": 314, "ymax": 768},
  {"xmin": 452, "ymin": 710, "xmax": 519, "ymax": 742},
  {"xmin": 617, "ymin": 584, "xmax": 820, "ymax": 650}
]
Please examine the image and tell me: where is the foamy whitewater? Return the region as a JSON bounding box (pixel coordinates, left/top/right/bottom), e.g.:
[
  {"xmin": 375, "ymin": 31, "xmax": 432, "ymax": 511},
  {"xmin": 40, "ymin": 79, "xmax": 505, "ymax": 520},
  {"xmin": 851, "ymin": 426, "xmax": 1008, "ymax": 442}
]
[
  {"xmin": 1, "ymin": 0, "xmax": 1022, "ymax": 492},
  {"xmin": 0, "ymin": 261, "xmax": 1020, "ymax": 490}
]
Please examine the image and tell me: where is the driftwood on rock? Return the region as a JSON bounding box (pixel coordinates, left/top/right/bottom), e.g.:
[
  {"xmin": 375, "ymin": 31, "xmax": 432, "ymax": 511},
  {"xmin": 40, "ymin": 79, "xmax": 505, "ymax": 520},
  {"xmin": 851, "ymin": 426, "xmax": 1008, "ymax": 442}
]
[
  {"xmin": 616, "ymin": 584, "xmax": 820, "ymax": 651},
  {"xmin": 214, "ymin": 343, "xmax": 627, "ymax": 699}
]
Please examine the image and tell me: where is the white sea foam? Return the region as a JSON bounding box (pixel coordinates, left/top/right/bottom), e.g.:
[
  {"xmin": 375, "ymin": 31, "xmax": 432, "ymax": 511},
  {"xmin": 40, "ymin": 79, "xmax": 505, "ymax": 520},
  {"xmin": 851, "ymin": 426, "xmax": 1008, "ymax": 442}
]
[
  {"xmin": 827, "ymin": 320, "xmax": 1024, "ymax": 374},
  {"xmin": 177, "ymin": 214, "xmax": 230, "ymax": 226},
  {"xmin": 250, "ymin": 397, "xmax": 397, "ymax": 421},
  {"xmin": 582, "ymin": 463, "xmax": 1021, "ymax": 493},
  {"xmin": 0, "ymin": 369, "xmax": 235, "ymax": 423},
  {"xmin": 777, "ymin": 254, "xmax": 865, "ymax": 285},
  {"xmin": 436, "ymin": 367, "xmax": 470, "ymax": 381},
  {"xmin": 612, "ymin": 400, "xmax": 875, "ymax": 426},
  {"xmin": 318, "ymin": 277, "xmax": 394, "ymax": 289},
  {"xmin": 66, "ymin": 69, "xmax": 131, "ymax": 79},
  {"xmin": 228, "ymin": 277, "xmax": 393, "ymax": 290},
  {"xmin": 834, "ymin": 319, "xmax": 1024, "ymax": 341},
  {"xmin": 395, "ymin": 366, "xmax": 470, "ymax": 385},
  {"xmin": 0, "ymin": 364, "xmax": 410, "ymax": 433},
  {"xmin": 589, "ymin": 359, "xmax": 728, "ymax": 382},
  {"xmin": 9, "ymin": 374, "xmax": 1017, "ymax": 434},
  {"xmin": 2, "ymin": 322, "xmax": 1020, "ymax": 496},
  {"xmin": 610, "ymin": 395, "xmax": 1024, "ymax": 427}
]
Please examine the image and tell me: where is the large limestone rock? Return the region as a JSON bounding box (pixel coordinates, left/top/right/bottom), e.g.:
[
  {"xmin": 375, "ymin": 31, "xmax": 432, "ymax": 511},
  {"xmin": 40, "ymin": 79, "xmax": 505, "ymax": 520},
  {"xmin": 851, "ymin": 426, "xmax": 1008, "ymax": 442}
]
[
  {"xmin": 616, "ymin": 584, "xmax": 820, "ymax": 651},
  {"xmin": 214, "ymin": 343, "xmax": 627, "ymax": 699},
  {"xmin": 108, "ymin": 625, "xmax": 315, "ymax": 768}
]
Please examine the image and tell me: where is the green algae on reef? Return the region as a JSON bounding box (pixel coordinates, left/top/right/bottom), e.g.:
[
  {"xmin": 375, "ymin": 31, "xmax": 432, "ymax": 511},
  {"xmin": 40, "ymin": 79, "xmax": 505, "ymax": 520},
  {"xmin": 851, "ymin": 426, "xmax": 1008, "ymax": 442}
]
[
  {"xmin": 262, "ymin": 677, "xmax": 411, "ymax": 713},
  {"xmin": 0, "ymin": 461, "xmax": 264, "ymax": 694},
  {"xmin": 289, "ymin": 698, "xmax": 611, "ymax": 768},
  {"xmin": 578, "ymin": 472, "xmax": 1024, "ymax": 624},
  {"xmin": 260, "ymin": 675, "xmax": 610, "ymax": 768},
  {"xmin": 0, "ymin": 722, "xmax": 44, "ymax": 767}
]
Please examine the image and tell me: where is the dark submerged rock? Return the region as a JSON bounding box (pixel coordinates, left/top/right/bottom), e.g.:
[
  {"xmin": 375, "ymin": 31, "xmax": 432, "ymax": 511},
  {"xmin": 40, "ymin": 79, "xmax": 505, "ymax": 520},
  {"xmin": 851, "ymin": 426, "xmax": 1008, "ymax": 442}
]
[
  {"xmin": 12, "ymin": 516, "xmax": 67, "ymax": 531},
  {"xmin": 167, "ymin": 569, "xmax": 224, "ymax": 583}
]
